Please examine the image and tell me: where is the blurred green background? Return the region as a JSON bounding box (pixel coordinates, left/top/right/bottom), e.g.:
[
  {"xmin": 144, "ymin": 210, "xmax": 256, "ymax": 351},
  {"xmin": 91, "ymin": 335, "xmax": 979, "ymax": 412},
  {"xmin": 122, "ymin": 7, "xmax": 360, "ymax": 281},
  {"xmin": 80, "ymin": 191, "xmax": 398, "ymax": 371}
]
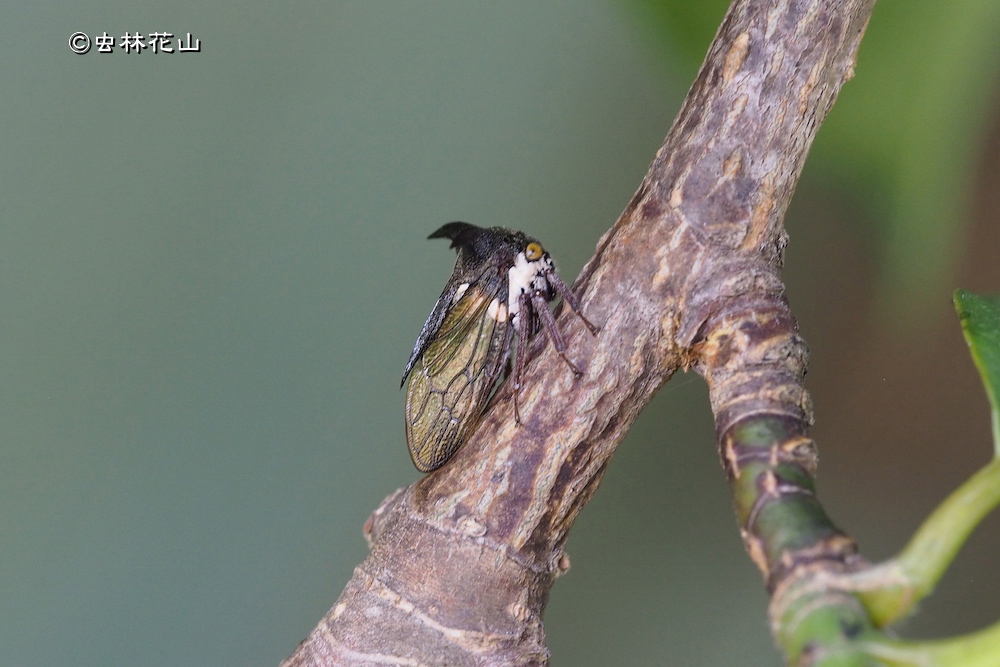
[{"xmin": 3, "ymin": 1, "xmax": 1000, "ymax": 665}]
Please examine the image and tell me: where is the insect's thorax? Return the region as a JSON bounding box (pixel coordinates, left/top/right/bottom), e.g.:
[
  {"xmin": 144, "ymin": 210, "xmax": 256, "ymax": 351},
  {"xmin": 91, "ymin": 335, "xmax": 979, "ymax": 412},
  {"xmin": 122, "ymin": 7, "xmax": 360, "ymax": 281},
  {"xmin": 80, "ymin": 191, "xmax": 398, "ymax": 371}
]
[{"xmin": 505, "ymin": 251, "xmax": 554, "ymax": 323}]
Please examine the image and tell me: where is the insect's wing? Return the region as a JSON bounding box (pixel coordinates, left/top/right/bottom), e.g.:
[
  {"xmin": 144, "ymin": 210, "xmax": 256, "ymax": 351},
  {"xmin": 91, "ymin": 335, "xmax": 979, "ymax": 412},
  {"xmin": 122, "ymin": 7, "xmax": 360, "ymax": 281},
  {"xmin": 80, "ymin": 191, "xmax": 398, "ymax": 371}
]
[
  {"xmin": 401, "ymin": 280, "xmax": 459, "ymax": 386},
  {"xmin": 404, "ymin": 285, "xmax": 510, "ymax": 472}
]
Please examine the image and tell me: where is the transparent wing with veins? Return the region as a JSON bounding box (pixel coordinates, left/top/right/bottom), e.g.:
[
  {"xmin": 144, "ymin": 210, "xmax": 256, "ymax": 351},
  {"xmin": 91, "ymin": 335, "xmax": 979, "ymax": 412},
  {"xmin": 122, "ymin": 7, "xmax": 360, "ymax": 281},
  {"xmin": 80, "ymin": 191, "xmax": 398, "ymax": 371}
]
[{"xmin": 404, "ymin": 285, "xmax": 511, "ymax": 472}]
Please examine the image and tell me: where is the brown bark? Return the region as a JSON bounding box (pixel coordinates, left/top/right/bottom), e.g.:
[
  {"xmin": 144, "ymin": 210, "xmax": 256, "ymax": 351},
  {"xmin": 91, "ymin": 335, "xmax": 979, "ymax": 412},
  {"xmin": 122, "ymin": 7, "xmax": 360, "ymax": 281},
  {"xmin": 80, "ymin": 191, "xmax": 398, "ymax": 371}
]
[{"xmin": 284, "ymin": 1, "xmax": 876, "ymax": 664}]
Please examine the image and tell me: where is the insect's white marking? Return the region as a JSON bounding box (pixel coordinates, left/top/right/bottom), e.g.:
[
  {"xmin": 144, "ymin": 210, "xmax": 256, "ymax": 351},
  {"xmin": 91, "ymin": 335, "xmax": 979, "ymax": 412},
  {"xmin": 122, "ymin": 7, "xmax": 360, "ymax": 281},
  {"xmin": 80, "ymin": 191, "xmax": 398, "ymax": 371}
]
[
  {"xmin": 487, "ymin": 298, "xmax": 509, "ymax": 322},
  {"xmin": 507, "ymin": 252, "xmax": 553, "ymax": 318},
  {"xmin": 453, "ymin": 282, "xmax": 470, "ymax": 302}
]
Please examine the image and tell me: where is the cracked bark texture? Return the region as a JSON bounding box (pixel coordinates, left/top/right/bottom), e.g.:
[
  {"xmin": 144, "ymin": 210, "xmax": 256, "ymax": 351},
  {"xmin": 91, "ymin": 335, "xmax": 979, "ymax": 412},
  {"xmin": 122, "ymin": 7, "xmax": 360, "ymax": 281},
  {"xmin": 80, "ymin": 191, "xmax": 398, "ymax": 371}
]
[{"xmin": 283, "ymin": 1, "xmax": 877, "ymax": 665}]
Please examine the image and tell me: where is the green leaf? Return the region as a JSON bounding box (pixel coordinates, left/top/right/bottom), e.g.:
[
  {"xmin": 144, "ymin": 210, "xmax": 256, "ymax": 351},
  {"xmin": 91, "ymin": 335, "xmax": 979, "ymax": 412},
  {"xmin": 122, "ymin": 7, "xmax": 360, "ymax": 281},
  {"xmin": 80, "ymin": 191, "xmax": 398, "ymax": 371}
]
[{"xmin": 954, "ymin": 290, "xmax": 1000, "ymax": 454}]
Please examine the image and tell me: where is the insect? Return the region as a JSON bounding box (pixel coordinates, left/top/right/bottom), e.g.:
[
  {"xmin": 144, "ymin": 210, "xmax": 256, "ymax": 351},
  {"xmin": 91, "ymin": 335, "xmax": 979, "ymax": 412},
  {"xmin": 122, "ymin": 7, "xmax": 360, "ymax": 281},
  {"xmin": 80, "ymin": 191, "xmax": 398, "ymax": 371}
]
[{"xmin": 401, "ymin": 222, "xmax": 598, "ymax": 472}]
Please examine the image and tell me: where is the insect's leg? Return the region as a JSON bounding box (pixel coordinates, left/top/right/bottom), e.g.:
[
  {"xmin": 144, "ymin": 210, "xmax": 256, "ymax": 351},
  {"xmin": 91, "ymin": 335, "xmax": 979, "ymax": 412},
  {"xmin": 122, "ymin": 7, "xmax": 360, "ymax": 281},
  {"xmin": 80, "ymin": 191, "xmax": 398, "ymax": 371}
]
[
  {"xmin": 512, "ymin": 292, "xmax": 532, "ymax": 425},
  {"xmin": 531, "ymin": 291, "xmax": 582, "ymax": 376},
  {"xmin": 545, "ymin": 271, "xmax": 599, "ymax": 335}
]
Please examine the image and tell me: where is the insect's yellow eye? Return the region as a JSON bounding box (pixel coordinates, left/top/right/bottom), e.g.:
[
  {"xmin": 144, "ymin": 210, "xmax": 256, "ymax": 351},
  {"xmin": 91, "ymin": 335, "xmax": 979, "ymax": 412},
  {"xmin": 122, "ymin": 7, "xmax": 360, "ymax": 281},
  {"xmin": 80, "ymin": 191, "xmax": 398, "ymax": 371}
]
[{"xmin": 525, "ymin": 242, "xmax": 544, "ymax": 261}]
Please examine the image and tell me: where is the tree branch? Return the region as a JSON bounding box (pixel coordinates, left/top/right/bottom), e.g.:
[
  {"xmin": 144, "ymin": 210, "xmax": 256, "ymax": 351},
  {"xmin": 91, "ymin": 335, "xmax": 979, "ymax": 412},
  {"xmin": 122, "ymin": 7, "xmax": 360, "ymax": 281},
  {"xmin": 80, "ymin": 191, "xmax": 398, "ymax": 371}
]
[{"xmin": 283, "ymin": 1, "xmax": 877, "ymax": 664}]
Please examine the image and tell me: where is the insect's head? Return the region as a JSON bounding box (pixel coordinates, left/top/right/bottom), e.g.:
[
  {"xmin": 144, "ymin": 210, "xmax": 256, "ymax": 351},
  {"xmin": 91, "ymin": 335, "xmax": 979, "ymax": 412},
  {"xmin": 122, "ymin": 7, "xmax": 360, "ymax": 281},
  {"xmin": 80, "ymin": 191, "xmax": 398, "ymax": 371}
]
[{"xmin": 429, "ymin": 222, "xmax": 553, "ymax": 275}]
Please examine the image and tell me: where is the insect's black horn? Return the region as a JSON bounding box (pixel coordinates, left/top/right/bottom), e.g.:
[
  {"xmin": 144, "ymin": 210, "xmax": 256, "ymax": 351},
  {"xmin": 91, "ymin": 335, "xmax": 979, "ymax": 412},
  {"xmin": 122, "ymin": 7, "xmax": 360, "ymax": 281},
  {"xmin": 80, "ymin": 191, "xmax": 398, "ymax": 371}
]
[{"xmin": 428, "ymin": 221, "xmax": 483, "ymax": 249}]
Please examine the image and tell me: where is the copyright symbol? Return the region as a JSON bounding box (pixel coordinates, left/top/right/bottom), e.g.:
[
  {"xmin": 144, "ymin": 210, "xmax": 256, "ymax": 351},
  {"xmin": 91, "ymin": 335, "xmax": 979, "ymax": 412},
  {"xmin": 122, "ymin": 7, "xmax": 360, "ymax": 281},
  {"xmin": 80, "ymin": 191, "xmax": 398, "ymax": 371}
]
[{"xmin": 69, "ymin": 32, "xmax": 91, "ymax": 54}]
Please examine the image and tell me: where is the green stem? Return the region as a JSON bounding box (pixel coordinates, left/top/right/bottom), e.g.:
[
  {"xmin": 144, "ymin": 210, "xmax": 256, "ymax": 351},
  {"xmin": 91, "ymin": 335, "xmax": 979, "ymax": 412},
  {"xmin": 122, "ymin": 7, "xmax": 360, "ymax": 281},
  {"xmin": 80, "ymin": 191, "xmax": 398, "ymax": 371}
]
[
  {"xmin": 722, "ymin": 417, "xmax": 881, "ymax": 663},
  {"xmin": 860, "ymin": 617, "xmax": 1000, "ymax": 667},
  {"xmin": 855, "ymin": 457, "xmax": 1000, "ymax": 625}
]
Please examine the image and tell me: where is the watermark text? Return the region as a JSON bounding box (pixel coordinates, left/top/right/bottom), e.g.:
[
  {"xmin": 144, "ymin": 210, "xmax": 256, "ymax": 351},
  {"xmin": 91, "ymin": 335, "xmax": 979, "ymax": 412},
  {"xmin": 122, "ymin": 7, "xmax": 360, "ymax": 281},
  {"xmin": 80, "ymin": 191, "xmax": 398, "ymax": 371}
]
[{"xmin": 69, "ymin": 32, "xmax": 201, "ymax": 55}]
